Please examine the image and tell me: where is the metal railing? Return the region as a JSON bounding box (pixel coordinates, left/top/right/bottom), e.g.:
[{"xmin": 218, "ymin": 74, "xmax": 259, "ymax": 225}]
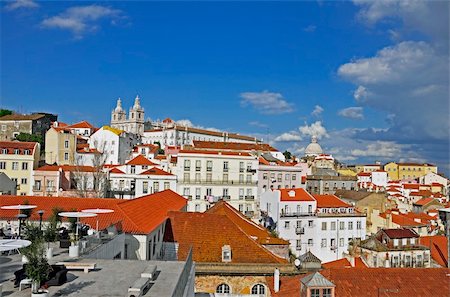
[
  {"xmin": 295, "ymin": 227, "xmax": 305, "ymax": 235},
  {"xmin": 179, "ymin": 179, "xmax": 257, "ymax": 186},
  {"xmin": 280, "ymin": 212, "xmax": 316, "ymax": 218}
]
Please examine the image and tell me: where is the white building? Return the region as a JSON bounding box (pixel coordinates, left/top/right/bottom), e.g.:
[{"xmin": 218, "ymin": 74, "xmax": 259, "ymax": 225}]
[
  {"xmin": 143, "ymin": 118, "xmax": 259, "ymax": 149},
  {"xmin": 371, "ymin": 170, "xmax": 388, "ymax": 188},
  {"xmin": 420, "ymin": 172, "xmax": 449, "ymax": 195},
  {"xmin": 111, "ymin": 96, "xmax": 145, "ymax": 136},
  {"xmin": 260, "ymin": 189, "xmax": 366, "ymax": 262},
  {"xmin": 176, "ymin": 149, "xmax": 258, "ymax": 216},
  {"xmin": 89, "ymin": 126, "xmax": 139, "ymax": 165},
  {"xmin": 107, "ymin": 155, "xmax": 177, "ymax": 199}
]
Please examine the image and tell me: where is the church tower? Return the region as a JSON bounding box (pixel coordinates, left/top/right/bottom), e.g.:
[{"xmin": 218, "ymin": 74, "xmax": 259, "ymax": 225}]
[
  {"xmin": 111, "ymin": 98, "xmax": 126, "ymax": 130},
  {"xmin": 128, "ymin": 95, "xmax": 145, "ymax": 135}
]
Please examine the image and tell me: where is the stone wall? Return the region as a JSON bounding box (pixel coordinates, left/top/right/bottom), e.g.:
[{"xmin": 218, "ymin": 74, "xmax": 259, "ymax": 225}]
[{"xmin": 195, "ymin": 275, "xmax": 270, "ymax": 295}]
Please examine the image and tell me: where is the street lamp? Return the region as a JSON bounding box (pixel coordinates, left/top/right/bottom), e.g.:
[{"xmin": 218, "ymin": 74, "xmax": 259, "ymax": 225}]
[
  {"xmin": 38, "ymin": 210, "xmax": 45, "ymax": 231},
  {"xmin": 16, "ymin": 214, "xmax": 27, "ymax": 238}
]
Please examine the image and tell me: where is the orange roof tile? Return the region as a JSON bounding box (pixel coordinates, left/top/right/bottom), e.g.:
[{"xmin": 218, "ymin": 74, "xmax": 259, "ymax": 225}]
[
  {"xmin": 403, "ymin": 184, "xmax": 420, "ymax": 189},
  {"xmin": 279, "ymin": 188, "xmax": 315, "ymax": 202},
  {"xmin": 165, "ymin": 211, "xmax": 288, "ymax": 264},
  {"xmin": 357, "ymin": 172, "xmax": 371, "ymax": 177},
  {"xmin": 206, "ymin": 201, "xmax": 289, "ymax": 245},
  {"xmin": 380, "ymin": 213, "xmax": 425, "ymax": 227},
  {"xmin": 322, "ymin": 258, "xmax": 352, "ymax": 268},
  {"xmin": 313, "ymin": 194, "xmax": 351, "ymax": 208},
  {"xmin": 178, "ymin": 149, "xmax": 252, "ymax": 157},
  {"xmin": 0, "ymin": 190, "xmax": 186, "ymax": 234},
  {"xmin": 140, "ymin": 167, "xmax": 173, "ymax": 176},
  {"xmin": 126, "ymin": 155, "xmax": 157, "ymax": 166},
  {"xmin": 414, "ymin": 197, "xmax": 436, "ymax": 206},
  {"xmin": 109, "ymin": 167, "xmax": 125, "ymax": 174},
  {"xmin": 419, "ymin": 236, "xmax": 448, "ymax": 267},
  {"xmin": 0, "ymin": 141, "xmax": 38, "ymax": 155},
  {"xmin": 36, "ymin": 165, "xmax": 96, "ymax": 172},
  {"xmin": 67, "ymin": 120, "xmax": 95, "ymax": 129},
  {"xmin": 267, "ymin": 268, "xmax": 450, "ymax": 297}
]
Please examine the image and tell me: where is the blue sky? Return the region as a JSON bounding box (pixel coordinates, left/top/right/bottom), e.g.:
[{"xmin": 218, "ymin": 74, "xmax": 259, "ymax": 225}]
[{"xmin": 1, "ymin": 1, "xmax": 449, "ymax": 174}]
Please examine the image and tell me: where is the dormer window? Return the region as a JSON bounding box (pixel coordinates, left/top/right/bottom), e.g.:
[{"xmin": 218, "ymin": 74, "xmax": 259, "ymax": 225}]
[
  {"xmin": 24, "ymin": 149, "xmax": 30, "ymax": 155},
  {"xmin": 1, "ymin": 149, "xmax": 7, "ymax": 154},
  {"xmin": 222, "ymin": 245, "xmax": 231, "ymax": 262},
  {"xmin": 14, "ymin": 149, "xmax": 19, "ymax": 154}
]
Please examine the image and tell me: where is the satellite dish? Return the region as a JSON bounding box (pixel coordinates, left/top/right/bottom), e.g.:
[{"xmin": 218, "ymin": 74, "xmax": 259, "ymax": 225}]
[{"xmin": 294, "ymin": 259, "xmax": 301, "ymax": 267}]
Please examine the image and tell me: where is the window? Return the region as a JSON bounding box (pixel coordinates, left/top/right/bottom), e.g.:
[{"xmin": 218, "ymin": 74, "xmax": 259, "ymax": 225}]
[
  {"xmin": 251, "ymin": 284, "xmax": 265, "ymax": 295},
  {"xmin": 331, "ymin": 221, "xmax": 336, "ymax": 230},
  {"xmin": 143, "ymin": 181, "xmax": 148, "ymax": 194},
  {"xmin": 24, "ymin": 149, "xmax": 30, "ymax": 155},
  {"xmin": 322, "ymin": 222, "xmax": 327, "ymax": 230},
  {"xmin": 206, "ymin": 160, "xmax": 212, "ymax": 171},
  {"xmin": 206, "ymin": 188, "xmax": 212, "ymax": 196},
  {"xmin": 223, "ymin": 174, "xmax": 228, "ymax": 182},
  {"xmin": 285, "ymin": 174, "xmax": 290, "ymax": 180},
  {"xmin": 195, "ymin": 160, "xmax": 201, "ymax": 171},
  {"xmin": 130, "ymin": 165, "xmax": 136, "ymax": 174},
  {"xmin": 239, "ymin": 174, "xmax": 244, "ymax": 183},
  {"xmin": 195, "ymin": 204, "xmax": 200, "ymax": 212},
  {"xmin": 239, "ymin": 162, "xmax": 245, "ymax": 172},
  {"xmin": 239, "ymin": 188, "xmax": 244, "ymax": 199},
  {"xmin": 321, "ymin": 238, "xmax": 327, "ymax": 247},
  {"xmin": 263, "ymin": 173, "xmax": 268, "ymax": 180},
  {"xmin": 1, "ymin": 149, "xmax": 7, "ymax": 154},
  {"xmin": 308, "ymin": 220, "xmax": 313, "ymax": 227},
  {"xmin": 222, "ymin": 245, "xmax": 232, "ymax": 262},
  {"xmin": 164, "ymin": 182, "xmax": 170, "ymax": 190},
  {"xmin": 310, "ymin": 289, "xmax": 320, "ymax": 297},
  {"xmin": 339, "ymin": 221, "xmax": 345, "ymax": 230},
  {"xmin": 64, "ymin": 140, "xmax": 69, "ymax": 148},
  {"xmin": 292, "ymin": 174, "xmax": 296, "ymax": 180},
  {"xmin": 34, "ymin": 180, "xmax": 41, "ymax": 191},
  {"xmin": 339, "ymin": 238, "xmax": 344, "ymax": 247},
  {"xmin": 183, "ymin": 172, "xmax": 190, "ymax": 182},
  {"xmin": 323, "ymin": 288, "xmax": 332, "ymax": 297},
  {"xmin": 296, "ymin": 239, "xmax": 302, "ymax": 250},
  {"xmin": 216, "ymin": 284, "xmax": 230, "ymax": 294},
  {"xmin": 195, "ymin": 188, "xmax": 201, "ymax": 199},
  {"xmin": 153, "ymin": 181, "xmax": 159, "ymax": 193},
  {"xmin": 195, "ymin": 173, "xmax": 200, "ymax": 182},
  {"xmin": 308, "ymin": 239, "xmax": 313, "ymax": 246},
  {"xmin": 246, "ymin": 174, "xmax": 252, "ymax": 183},
  {"xmin": 21, "ymin": 178, "xmax": 27, "ymax": 185},
  {"xmin": 285, "ymin": 221, "xmax": 290, "ymax": 229},
  {"xmin": 0, "ymin": 162, "xmax": 5, "ymax": 169},
  {"xmin": 184, "ymin": 160, "xmax": 190, "ymax": 171},
  {"xmin": 12, "ymin": 162, "xmax": 19, "ymax": 170},
  {"xmin": 277, "ymin": 173, "xmax": 282, "ymax": 182},
  {"xmin": 348, "ymin": 221, "xmax": 353, "ymax": 230},
  {"xmin": 64, "ymin": 152, "xmax": 69, "ymax": 161},
  {"xmin": 14, "ymin": 149, "xmax": 19, "ymax": 154},
  {"xmin": 223, "ymin": 188, "xmax": 229, "ymax": 198},
  {"xmin": 183, "ymin": 188, "xmax": 190, "ymax": 196},
  {"xmin": 393, "ymin": 239, "xmax": 399, "ymax": 246},
  {"xmin": 1, "ymin": 125, "xmax": 5, "ymax": 131},
  {"xmin": 223, "ymin": 161, "xmax": 229, "ymax": 172},
  {"xmin": 357, "ymin": 221, "xmax": 362, "ymax": 230},
  {"xmin": 206, "ymin": 173, "xmax": 212, "ymax": 182},
  {"xmin": 308, "ymin": 205, "xmax": 313, "ymax": 214}
]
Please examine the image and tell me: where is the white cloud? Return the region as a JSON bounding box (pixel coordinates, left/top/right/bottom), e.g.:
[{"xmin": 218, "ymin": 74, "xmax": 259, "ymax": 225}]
[
  {"xmin": 175, "ymin": 119, "xmax": 194, "ymax": 127},
  {"xmin": 351, "ymin": 141, "xmax": 407, "ymax": 158},
  {"xmin": 338, "ymin": 107, "xmax": 364, "ymax": 120},
  {"xmin": 5, "ymin": 0, "xmax": 38, "ymax": 11},
  {"xmin": 249, "ymin": 121, "xmax": 268, "ymax": 128},
  {"xmin": 240, "ymin": 90, "xmax": 294, "ymax": 114},
  {"xmin": 353, "ymin": 85, "xmax": 369, "ymax": 102},
  {"xmin": 311, "ymin": 105, "xmax": 324, "ymax": 117},
  {"xmin": 41, "ymin": 5, "xmax": 123, "ymax": 38},
  {"xmin": 298, "ymin": 121, "xmax": 329, "ymax": 140},
  {"xmin": 274, "ymin": 132, "xmax": 302, "ymax": 142}
]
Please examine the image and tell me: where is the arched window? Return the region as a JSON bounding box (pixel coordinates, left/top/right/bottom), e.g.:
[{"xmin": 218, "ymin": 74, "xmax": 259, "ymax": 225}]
[
  {"xmin": 216, "ymin": 283, "xmax": 230, "ymax": 294},
  {"xmin": 251, "ymin": 284, "xmax": 265, "ymax": 294}
]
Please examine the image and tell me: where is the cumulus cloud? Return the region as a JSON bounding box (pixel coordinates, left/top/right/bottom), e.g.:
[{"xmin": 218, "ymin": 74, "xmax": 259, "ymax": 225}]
[
  {"xmin": 311, "ymin": 105, "xmax": 324, "ymax": 117},
  {"xmin": 338, "ymin": 107, "xmax": 364, "ymax": 120},
  {"xmin": 298, "ymin": 121, "xmax": 329, "ymax": 140},
  {"xmin": 274, "ymin": 132, "xmax": 302, "ymax": 142},
  {"xmin": 240, "ymin": 90, "xmax": 294, "ymax": 114},
  {"xmin": 4, "ymin": 0, "xmax": 38, "ymax": 11},
  {"xmin": 175, "ymin": 119, "xmax": 194, "ymax": 127},
  {"xmin": 41, "ymin": 5, "xmax": 123, "ymax": 38},
  {"xmin": 353, "ymin": 85, "xmax": 369, "ymax": 102},
  {"xmin": 351, "ymin": 141, "xmax": 407, "ymax": 158}
]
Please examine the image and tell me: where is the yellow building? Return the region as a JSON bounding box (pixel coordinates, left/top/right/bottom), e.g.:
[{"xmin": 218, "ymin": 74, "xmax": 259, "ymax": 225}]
[
  {"xmin": 45, "ymin": 126, "xmax": 77, "ymax": 165},
  {"xmin": 0, "ymin": 141, "xmax": 40, "ymax": 195},
  {"xmin": 384, "ymin": 162, "xmax": 437, "ymax": 181},
  {"xmin": 355, "ymin": 164, "xmax": 382, "ymax": 173}
]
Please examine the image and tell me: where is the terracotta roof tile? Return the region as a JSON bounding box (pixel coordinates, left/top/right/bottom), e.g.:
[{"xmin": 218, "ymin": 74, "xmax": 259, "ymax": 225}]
[
  {"xmin": 382, "ymin": 228, "xmax": 419, "ymax": 239},
  {"xmin": 126, "ymin": 155, "xmax": 157, "ymax": 166},
  {"xmin": 313, "ymin": 194, "xmax": 351, "ymax": 208},
  {"xmin": 279, "ymin": 188, "xmax": 315, "ymax": 202},
  {"xmin": 0, "ymin": 141, "xmax": 38, "ymax": 155},
  {"xmin": 67, "ymin": 121, "xmax": 95, "ymax": 129},
  {"xmin": 165, "ymin": 211, "xmax": 288, "ymax": 264},
  {"xmin": 109, "ymin": 167, "xmax": 125, "ymax": 174},
  {"xmin": 0, "ymin": 113, "xmax": 45, "ymax": 121},
  {"xmin": 413, "ymin": 197, "xmax": 435, "ymax": 206},
  {"xmin": 419, "ymin": 236, "xmax": 448, "ymax": 267},
  {"xmin": 322, "ymin": 258, "xmax": 352, "ymax": 268},
  {"xmin": 0, "ymin": 190, "xmax": 186, "ymax": 234},
  {"xmin": 206, "ymin": 201, "xmax": 289, "ymax": 245},
  {"xmin": 178, "ymin": 149, "xmax": 252, "ymax": 157},
  {"xmin": 140, "ymin": 167, "xmax": 173, "ymax": 176},
  {"xmin": 36, "ymin": 165, "xmax": 96, "ymax": 172}
]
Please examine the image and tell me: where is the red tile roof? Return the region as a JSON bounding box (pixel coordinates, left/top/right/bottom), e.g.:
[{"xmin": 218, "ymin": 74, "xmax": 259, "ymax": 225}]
[
  {"xmin": 419, "ymin": 236, "xmax": 448, "ymax": 267},
  {"xmin": 67, "ymin": 121, "xmax": 95, "ymax": 129},
  {"xmin": 109, "ymin": 167, "xmax": 125, "ymax": 174},
  {"xmin": 267, "ymin": 268, "xmax": 450, "ymax": 297},
  {"xmin": 403, "ymin": 184, "xmax": 420, "ymax": 189},
  {"xmin": 36, "ymin": 165, "xmax": 96, "ymax": 172},
  {"xmin": 126, "ymin": 155, "xmax": 157, "ymax": 166},
  {"xmin": 382, "ymin": 228, "xmax": 419, "ymax": 239},
  {"xmin": 192, "ymin": 140, "xmax": 278, "ymax": 152},
  {"xmin": 0, "ymin": 141, "xmax": 38, "ymax": 155},
  {"xmin": 178, "ymin": 149, "xmax": 252, "ymax": 157},
  {"xmin": 206, "ymin": 201, "xmax": 289, "ymax": 245},
  {"xmin": 322, "ymin": 258, "xmax": 352, "ymax": 268},
  {"xmin": 410, "ymin": 190, "xmax": 433, "ymax": 197},
  {"xmin": 140, "ymin": 167, "xmax": 173, "ymax": 176},
  {"xmin": 413, "ymin": 197, "xmax": 435, "ymax": 206},
  {"xmin": 313, "ymin": 194, "xmax": 351, "ymax": 208},
  {"xmin": 0, "ymin": 190, "xmax": 186, "ymax": 234},
  {"xmin": 165, "ymin": 211, "xmax": 288, "ymax": 264},
  {"xmin": 279, "ymin": 188, "xmax": 315, "ymax": 202},
  {"xmin": 380, "ymin": 212, "xmax": 425, "ymax": 227},
  {"xmin": 357, "ymin": 172, "xmax": 371, "ymax": 177}
]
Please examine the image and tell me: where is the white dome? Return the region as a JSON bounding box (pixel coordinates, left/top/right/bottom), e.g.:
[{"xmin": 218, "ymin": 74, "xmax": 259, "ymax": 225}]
[
  {"xmin": 114, "ymin": 98, "xmax": 124, "ymax": 113},
  {"xmin": 304, "ymin": 136, "xmax": 323, "ymax": 157}
]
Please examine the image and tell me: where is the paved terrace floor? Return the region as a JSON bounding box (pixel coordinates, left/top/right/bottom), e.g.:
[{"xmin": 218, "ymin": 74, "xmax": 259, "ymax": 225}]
[{"xmin": 0, "ymin": 245, "xmax": 186, "ymax": 297}]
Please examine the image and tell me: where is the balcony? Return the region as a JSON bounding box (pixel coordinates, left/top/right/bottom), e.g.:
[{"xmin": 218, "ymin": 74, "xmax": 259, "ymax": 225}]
[
  {"xmin": 245, "ymin": 211, "xmax": 254, "ymax": 218},
  {"xmin": 222, "ymin": 196, "xmax": 231, "ymax": 200},
  {"xmin": 247, "ymin": 168, "xmax": 257, "ymax": 173},
  {"xmin": 330, "ymin": 245, "xmax": 337, "ymax": 251},
  {"xmin": 245, "ymin": 195, "xmax": 255, "ymax": 200},
  {"xmin": 108, "ymin": 188, "xmax": 135, "ymax": 196},
  {"xmin": 296, "ymin": 246, "xmax": 302, "ymax": 251},
  {"xmin": 185, "ymin": 195, "xmax": 192, "ymax": 200},
  {"xmin": 295, "ymin": 227, "xmax": 305, "ymax": 235},
  {"xmin": 179, "ymin": 179, "xmax": 257, "ymax": 186},
  {"xmin": 280, "ymin": 212, "xmax": 316, "ymax": 218},
  {"xmin": 184, "ymin": 167, "xmax": 190, "ymax": 171}
]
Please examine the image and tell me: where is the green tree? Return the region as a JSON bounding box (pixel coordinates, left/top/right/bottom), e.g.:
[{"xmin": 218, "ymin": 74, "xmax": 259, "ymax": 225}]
[
  {"xmin": 20, "ymin": 199, "xmax": 33, "ymax": 218},
  {"xmin": 0, "ymin": 109, "xmax": 12, "ymax": 117},
  {"xmin": 154, "ymin": 141, "xmax": 165, "ymax": 154},
  {"xmin": 22, "ymin": 237, "xmax": 50, "ymax": 293},
  {"xmin": 283, "ymin": 150, "xmax": 292, "ymax": 161},
  {"xmin": 15, "ymin": 132, "xmax": 44, "ymax": 146}
]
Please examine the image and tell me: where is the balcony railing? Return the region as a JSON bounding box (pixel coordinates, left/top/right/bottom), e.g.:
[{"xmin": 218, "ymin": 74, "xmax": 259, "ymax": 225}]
[
  {"xmin": 184, "ymin": 195, "xmax": 192, "ymax": 200},
  {"xmin": 295, "ymin": 227, "xmax": 305, "ymax": 235},
  {"xmin": 296, "ymin": 246, "xmax": 302, "ymax": 251},
  {"xmin": 223, "ymin": 196, "xmax": 231, "ymax": 200},
  {"xmin": 245, "ymin": 211, "xmax": 254, "ymax": 218},
  {"xmin": 245, "ymin": 195, "xmax": 255, "ymax": 200},
  {"xmin": 280, "ymin": 212, "xmax": 316, "ymax": 218},
  {"xmin": 179, "ymin": 179, "xmax": 257, "ymax": 186}
]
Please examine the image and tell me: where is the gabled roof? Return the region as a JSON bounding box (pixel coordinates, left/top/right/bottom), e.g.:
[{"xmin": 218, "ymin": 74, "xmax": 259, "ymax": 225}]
[
  {"xmin": 109, "ymin": 167, "xmax": 125, "ymax": 174},
  {"xmin": 165, "ymin": 211, "xmax": 288, "ymax": 264},
  {"xmin": 126, "ymin": 155, "xmax": 157, "ymax": 166},
  {"xmin": 301, "ymin": 272, "xmax": 335, "ymax": 287},
  {"xmin": 102, "ymin": 125, "xmax": 123, "ymax": 136},
  {"xmin": 206, "ymin": 201, "xmax": 288, "ymax": 245},
  {"xmin": 313, "ymin": 194, "xmax": 351, "ymax": 208},
  {"xmin": 0, "ymin": 190, "xmax": 187, "ymax": 234},
  {"xmin": 419, "ymin": 236, "xmax": 448, "ymax": 267},
  {"xmin": 357, "ymin": 172, "xmax": 371, "ymax": 177},
  {"xmin": 279, "ymin": 188, "xmax": 315, "ymax": 202},
  {"xmin": 323, "ymin": 258, "xmax": 352, "ymax": 268},
  {"xmin": 299, "ymin": 251, "xmax": 321, "ymax": 263},
  {"xmin": 140, "ymin": 167, "xmax": 173, "ymax": 176},
  {"xmin": 382, "ymin": 228, "xmax": 419, "ymax": 239},
  {"xmin": 67, "ymin": 121, "xmax": 95, "ymax": 129},
  {"xmin": 379, "ymin": 212, "xmax": 425, "ymax": 227},
  {"xmin": 413, "ymin": 197, "xmax": 436, "ymax": 206}
]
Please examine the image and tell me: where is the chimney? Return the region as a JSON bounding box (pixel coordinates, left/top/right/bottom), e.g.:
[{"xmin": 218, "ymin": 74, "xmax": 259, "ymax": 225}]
[{"xmin": 274, "ymin": 268, "xmax": 280, "ymax": 293}]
